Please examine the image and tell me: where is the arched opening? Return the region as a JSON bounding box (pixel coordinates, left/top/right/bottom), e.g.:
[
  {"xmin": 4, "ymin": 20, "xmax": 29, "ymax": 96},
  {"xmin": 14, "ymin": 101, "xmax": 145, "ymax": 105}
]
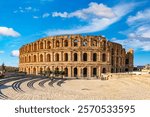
[
  {"xmin": 56, "ymin": 40, "xmax": 60, "ymax": 47},
  {"xmin": 55, "ymin": 53, "xmax": 59, "ymax": 61},
  {"xmin": 34, "ymin": 43, "xmax": 37, "ymax": 51},
  {"xmin": 102, "ymin": 53, "xmax": 106, "ymax": 62},
  {"xmin": 83, "ymin": 53, "xmax": 87, "ymax": 61},
  {"xmin": 111, "ymin": 68, "xmax": 114, "ymax": 73},
  {"xmin": 102, "ymin": 41, "xmax": 106, "ymax": 50},
  {"xmin": 40, "ymin": 54, "xmax": 43, "ymax": 62},
  {"xmin": 102, "ymin": 68, "xmax": 106, "ymax": 73},
  {"xmin": 93, "ymin": 53, "xmax": 97, "ymax": 61},
  {"xmin": 29, "ymin": 45, "xmax": 31, "ymax": 52},
  {"xmin": 64, "ymin": 40, "xmax": 68, "ymax": 47},
  {"xmin": 28, "ymin": 56, "xmax": 31, "ymax": 62},
  {"xmin": 55, "ymin": 67, "xmax": 59, "ymax": 71},
  {"xmin": 33, "ymin": 55, "xmax": 36, "ymax": 62},
  {"xmin": 73, "ymin": 39, "xmax": 78, "ymax": 47},
  {"xmin": 40, "ymin": 42, "xmax": 43, "ymax": 49},
  {"xmin": 64, "ymin": 68, "xmax": 68, "ymax": 77},
  {"xmin": 82, "ymin": 40, "xmax": 88, "ymax": 46},
  {"xmin": 40, "ymin": 68, "xmax": 43, "ymax": 74},
  {"xmin": 92, "ymin": 40, "xmax": 97, "ymax": 46},
  {"xmin": 47, "ymin": 41, "xmax": 51, "ymax": 49},
  {"xmin": 111, "ymin": 57, "xmax": 114, "ymax": 65},
  {"xmin": 125, "ymin": 68, "xmax": 129, "ymax": 72},
  {"xmin": 33, "ymin": 68, "xmax": 36, "ymax": 75},
  {"xmin": 28, "ymin": 68, "xmax": 30, "ymax": 74},
  {"xmin": 74, "ymin": 67, "xmax": 78, "ymax": 77},
  {"xmin": 125, "ymin": 59, "xmax": 129, "ymax": 65},
  {"xmin": 74, "ymin": 53, "xmax": 78, "ymax": 61},
  {"xmin": 83, "ymin": 68, "xmax": 87, "ymax": 77},
  {"xmin": 111, "ymin": 48, "xmax": 114, "ymax": 55},
  {"xmin": 25, "ymin": 56, "xmax": 27, "ymax": 63},
  {"xmin": 64, "ymin": 53, "xmax": 68, "ymax": 61},
  {"xmin": 93, "ymin": 68, "xmax": 97, "ymax": 76},
  {"xmin": 47, "ymin": 54, "xmax": 51, "ymax": 62}
]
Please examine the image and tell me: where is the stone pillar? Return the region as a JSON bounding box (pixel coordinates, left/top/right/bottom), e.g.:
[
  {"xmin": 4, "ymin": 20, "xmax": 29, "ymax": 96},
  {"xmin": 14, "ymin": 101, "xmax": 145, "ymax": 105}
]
[
  {"xmin": 98, "ymin": 66, "xmax": 101, "ymax": 77},
  {"xmin": 88, "ymin": 66, "xmax": 92, "ymax": 77},
  {"xmin": 68, "ymin": 66, "xmax": 72, "ymax": 77},
  {"xmin": 78, "ymin": 67, "xmax": 82, "ymax": 77}
]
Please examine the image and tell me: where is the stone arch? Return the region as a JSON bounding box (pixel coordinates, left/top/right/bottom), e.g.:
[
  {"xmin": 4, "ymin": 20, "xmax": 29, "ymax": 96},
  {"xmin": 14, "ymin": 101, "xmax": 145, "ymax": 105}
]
[
  {"xmin": 102, "ymin": 53, "xmax": 106, "ymax": 62},
  {"xmin": 33, "ymin": 67, "xmax": 36, "ymax": 75},
  {"xmin": 125, "ymin": 68, "xmax": 129, "ymax": 72},
  {"xmin": 93, "ymin": 53, "xmax": 97, "ymax": 61},
  {"xmin": 47, "ymin": 54, "xmax": 51, "ymax": 62},
  {"xmin": 55, "ymin": 53, "xmax": 59, "ymax": 61},
  {"xmin": 56, "ymin": 40, "xmax": 60, "ymax": 47},
  {"xmin": 93, "ymin": 68, "xmax": 97, "ymax": 76},
  {"xmin": 74, "ymin": 67, "xmax": 78, "ymax": 77},
  {"xmin": 28, "ymin": 68, "xmax": 31, "ymax": 74},
  {"xmin": 102, "ymin": 68, "xmax": 106, "ymax": 73},
  {"xmin": 33, "ymin": 55, "xmax": 36, "ymax": 62},
  {"xmin": 47, "ymin": 41, "xmax": 51, "ymax": 49},
  {"xmin": 64, "ymin": 40, "xmax": 68, "ymax": 47},
  {"xmin": 40, "ymin": 68, "xmax": 43, "ymax": 73},
  {"xmin": 111, "ymin": 48, "xmax": 114, "ymax": 55},
  {"xmin": 82, "ymin": 39, "xmax": 88, "ymax": 46},
  {"xmin": 34, "ymin": 43, "xmax": 37, "ymax": 51},
  {"xmin": 28, "ymin": 55, "xmax": 31, "ymax": 62},
  {"xmin": 83, "ymin": 67, "xmax": 87, "ymax": 77},
  {"xmin": 29, "ymin": 45, "xmax": 31, "ymax": 52},
  {"xmin": 64, "ymin": 67, "xmax": 68, "ymax": 77},
  {"xmin": 83, "ymin": 53, "xmax": 87, "ymax": 61},
  {"xmin": 74, "ymin": 53, "xmax": 78, "ymax": 61},
  {"xmin": 73, "ymin": 39, "xmax": 78, "ymax": 47},
  {"xmin": 64, "ymin": 53, "xmax": 68, "ymax": 61},
  {"xmin": 40, "ymin": 42, "xmax": 44, "ymax": 49},
  {"xmin": 92, "ymin": 40, "xmax": 97, "ymax": 46},
  {"xmin": 40, "ymin": 54, "xmax": 43, "ymax": 62},
  {"xmin": 111, "ymin": 68, "xmax": 114, "ymax": 73}
]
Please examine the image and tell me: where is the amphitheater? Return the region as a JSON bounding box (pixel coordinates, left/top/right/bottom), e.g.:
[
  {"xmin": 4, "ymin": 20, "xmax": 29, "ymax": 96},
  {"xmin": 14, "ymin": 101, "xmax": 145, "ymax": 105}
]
[
  {"xmin": 1, "ymin": 73, "xmax": 150, "ymax": 100},
  {"xmin": 19, "ymin": 34, "xmax": 134, "ymax": 78}
]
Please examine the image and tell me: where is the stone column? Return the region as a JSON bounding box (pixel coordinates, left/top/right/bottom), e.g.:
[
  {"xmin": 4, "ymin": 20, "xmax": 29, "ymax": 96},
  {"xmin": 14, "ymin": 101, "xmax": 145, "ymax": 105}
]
[
  {"xmin": 98, "ymin": 66, "xmax": 101, "ymax": 77},
  {"xmin": 78, "ymin": 67, "xmax": 82, "ymax": 77},
  {"xmin": 68, "ymin": 66, "xmax": 72, "ymax": 77}
]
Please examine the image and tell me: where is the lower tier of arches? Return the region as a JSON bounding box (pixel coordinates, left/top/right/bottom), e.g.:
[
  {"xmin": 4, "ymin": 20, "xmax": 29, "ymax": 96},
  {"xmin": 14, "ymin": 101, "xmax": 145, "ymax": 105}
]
[{"xmin": 19, "ymin": 64, "xmax": 129, "ymax": 78}]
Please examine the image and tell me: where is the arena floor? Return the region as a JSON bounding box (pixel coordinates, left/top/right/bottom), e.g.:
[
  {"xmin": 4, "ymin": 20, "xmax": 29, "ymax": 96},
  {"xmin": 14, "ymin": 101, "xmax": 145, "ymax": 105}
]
[{"xmin": 0, "ymin": 74, "xmax": 150, "ymax": 100}]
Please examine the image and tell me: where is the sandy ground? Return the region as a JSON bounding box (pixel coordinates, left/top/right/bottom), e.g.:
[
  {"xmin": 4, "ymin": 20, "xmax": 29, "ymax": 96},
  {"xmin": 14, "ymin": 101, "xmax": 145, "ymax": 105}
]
[{"xmin": 1, "ymin": 74, "xmax": 150, "ymax": 100}]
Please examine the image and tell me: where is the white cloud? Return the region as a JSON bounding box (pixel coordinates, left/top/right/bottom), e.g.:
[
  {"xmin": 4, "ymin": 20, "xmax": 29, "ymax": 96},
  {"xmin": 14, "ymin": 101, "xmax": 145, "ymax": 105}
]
[
  {"xmin": 0, "ymin": 27, "xmax": 20, "ymax": 37},
  {"xmin": 117, "ymin": 8, "xmax": 150, "ymax": 51},
  {"xmin": 11, "ymin": 50, "xmax": 19, "ymax": 57},
  {"xmin": 52, "ymin": 2, "xmax": 116, "ymax": 19},
  {"xmin": 47, "ymin": 2, "xmax": 137, "ymax": 35},
  {"xmin": 42, "ymin": 13, "xmax": 50, "ymax": 18},
  {"xmin": 0, "ymin": 51, "xmax": 4, "ymax": 54},
  {"xmin": 14, "ymin": 6, "xmax": 39, "ymax": 13},
  {"xmin": 127, "ymin": 9, "xmax": 150, "ymax": 25},
  {"xmin": 52, "ymin": 12, "xmax": 68, "ymax": 18},
  {"xmin": 33, "ymin": 16, "xmax": 39, "ymax": 19}
]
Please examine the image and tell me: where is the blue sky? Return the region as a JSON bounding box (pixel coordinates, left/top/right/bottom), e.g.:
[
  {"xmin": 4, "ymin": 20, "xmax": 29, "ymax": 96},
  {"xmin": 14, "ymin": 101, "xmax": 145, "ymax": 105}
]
[{"xmin": 0, "ymin": 0, "xmax": 150, "ymax": 67}]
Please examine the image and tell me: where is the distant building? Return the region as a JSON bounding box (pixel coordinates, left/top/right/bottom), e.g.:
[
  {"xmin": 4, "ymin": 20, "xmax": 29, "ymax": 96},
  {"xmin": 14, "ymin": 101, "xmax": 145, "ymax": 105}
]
[
  {"xmin": 142, "ymin": 64, "xmax": 150, "ymax": 73},
  {"xmin": 19, "ymin": 34, "xmax": 134, "ymax": 78}
]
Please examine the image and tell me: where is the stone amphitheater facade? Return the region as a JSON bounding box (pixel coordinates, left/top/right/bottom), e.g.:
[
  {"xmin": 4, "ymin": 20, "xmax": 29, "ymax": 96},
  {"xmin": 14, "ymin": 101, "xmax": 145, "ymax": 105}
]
[{"xmin": 19, "ymin": 34, "xmax": 134, "ymax": 78}]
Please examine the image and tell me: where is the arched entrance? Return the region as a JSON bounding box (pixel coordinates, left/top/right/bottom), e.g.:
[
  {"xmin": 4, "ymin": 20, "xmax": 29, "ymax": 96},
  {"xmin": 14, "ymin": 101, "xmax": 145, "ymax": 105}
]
[
  {"xmin": 33, "ymin": 68, "xmax": 36, "ymax": 75},
  {"xmin": 83, "ymin": 68, "xmax": 87, "ymax": 77},
  {"xmin": 102, "ymin": 68, "xmax": 106, "ymax": 73},
  {"xmin": 93, "ymin": 68, "xmax": 97, "ymax": 76},
  {"xmin": 64, "ymin": 68, "xmax": 68, "ymax": 77},
  {"xmin": 74, "ymin": 67, "xmax": 78, "ymax": 77}
]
